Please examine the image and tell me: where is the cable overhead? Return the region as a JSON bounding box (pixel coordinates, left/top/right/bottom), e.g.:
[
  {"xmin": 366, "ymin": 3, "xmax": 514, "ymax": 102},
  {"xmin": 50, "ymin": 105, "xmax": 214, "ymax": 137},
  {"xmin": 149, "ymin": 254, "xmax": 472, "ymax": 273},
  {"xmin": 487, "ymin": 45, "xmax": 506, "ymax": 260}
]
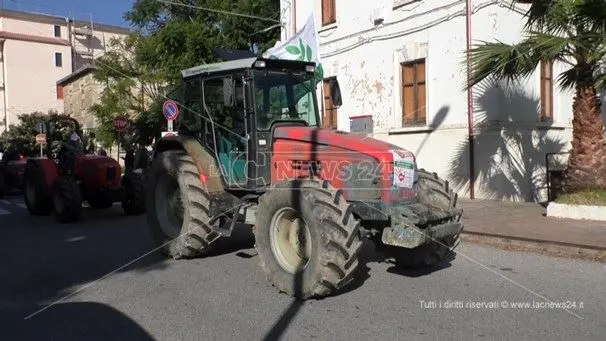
[{"xmin": 156, "ymin": 0, "xmax": 280, "ymax": 23}]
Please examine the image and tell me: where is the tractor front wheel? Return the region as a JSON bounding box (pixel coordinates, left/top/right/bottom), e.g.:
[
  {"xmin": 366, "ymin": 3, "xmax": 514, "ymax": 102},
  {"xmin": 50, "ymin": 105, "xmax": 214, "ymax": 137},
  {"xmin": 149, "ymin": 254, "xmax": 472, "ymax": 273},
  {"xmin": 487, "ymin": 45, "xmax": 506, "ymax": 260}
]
[
  {"xmin": 122, "ymin": 169, "xmax": 146, "ymax": 215},
  {"xmin": 146, "ymin": 150, "xmax": 220, "ymax": 259},
  {"xmin": 254, "ymin": 179, "xmax": 363, "ymax": 300},
  {"xmin": 52, "ymin": 175, "xmax": 83, "ymax": 223},
  {"xmin": 23, "ymin": 161, "xmax": 51, "ymax": 215},
  {"xmin": 379, "ymin": 169, "xmax": 461, "ymax": 268}
]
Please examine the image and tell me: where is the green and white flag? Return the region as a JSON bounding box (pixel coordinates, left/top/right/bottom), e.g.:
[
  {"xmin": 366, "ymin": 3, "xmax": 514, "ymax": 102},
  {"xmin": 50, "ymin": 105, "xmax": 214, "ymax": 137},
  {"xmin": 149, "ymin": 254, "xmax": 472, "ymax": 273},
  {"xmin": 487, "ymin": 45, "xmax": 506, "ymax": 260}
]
[{"xmin": 263, "ymin": 12, "xmax": 324, "ymax": 82}]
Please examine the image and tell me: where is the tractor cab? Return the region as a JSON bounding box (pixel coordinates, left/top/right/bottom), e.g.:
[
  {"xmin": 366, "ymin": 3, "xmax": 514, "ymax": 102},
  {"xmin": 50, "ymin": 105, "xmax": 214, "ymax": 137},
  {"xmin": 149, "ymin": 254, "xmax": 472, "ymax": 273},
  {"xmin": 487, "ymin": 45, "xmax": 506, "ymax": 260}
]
[{"xmin": 175, "ymin": 57, "xmax": 341, "ymax": 189}]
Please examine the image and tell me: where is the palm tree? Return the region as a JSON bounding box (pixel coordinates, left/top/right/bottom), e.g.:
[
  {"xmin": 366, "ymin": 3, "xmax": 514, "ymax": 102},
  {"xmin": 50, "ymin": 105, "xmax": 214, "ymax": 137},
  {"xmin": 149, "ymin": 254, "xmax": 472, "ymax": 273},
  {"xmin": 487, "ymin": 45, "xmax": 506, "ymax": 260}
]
[{"xmin": 466, "ymin": 0, "xmax": 606, "ymax": 192}]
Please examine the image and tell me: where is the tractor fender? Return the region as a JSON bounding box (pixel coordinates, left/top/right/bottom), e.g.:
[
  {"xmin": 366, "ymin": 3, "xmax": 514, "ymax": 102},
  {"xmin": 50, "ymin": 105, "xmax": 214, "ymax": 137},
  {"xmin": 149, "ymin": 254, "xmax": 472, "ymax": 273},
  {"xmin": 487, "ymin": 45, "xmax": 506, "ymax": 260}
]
[
  {"xmin": 154, "ymin": 135, "xmax": 224, "ymax": 193},
  {"xmin": 26, "ymin": 158, "xmax": 59, "ymax": 194}
]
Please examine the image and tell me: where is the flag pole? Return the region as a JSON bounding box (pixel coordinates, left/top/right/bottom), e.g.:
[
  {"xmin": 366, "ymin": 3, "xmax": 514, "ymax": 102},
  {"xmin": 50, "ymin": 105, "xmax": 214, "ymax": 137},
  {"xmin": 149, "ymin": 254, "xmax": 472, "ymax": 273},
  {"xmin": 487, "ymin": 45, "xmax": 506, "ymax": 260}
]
[{"xmin": 310, "ymin": 8, "xmax": 325, "ymax": 128}]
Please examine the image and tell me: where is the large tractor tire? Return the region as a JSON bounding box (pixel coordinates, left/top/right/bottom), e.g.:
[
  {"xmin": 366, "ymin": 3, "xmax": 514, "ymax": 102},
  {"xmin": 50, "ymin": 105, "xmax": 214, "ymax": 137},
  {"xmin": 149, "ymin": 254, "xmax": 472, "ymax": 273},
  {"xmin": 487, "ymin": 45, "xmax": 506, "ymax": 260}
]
[
  {"xmin": 254, "ymin": 179, "xmax": 363, "ymax": 300},
  {"xmin": 381, "ymin": 169, "xmax": 461, "ymax": 268},
  {"xmin": 23, "ymin": 161, "xmax": 52, "ymax": 215},
  {"xmin": 146, "ymin": 150, "xmax": 221, "ymax": 259},
  {"xmin": 122, "ymin": 169, "xmax": 146, "ymax": 215},
  {"xmin": 52, "ymin": 175, "xmax": 83, "ymax": 223}
]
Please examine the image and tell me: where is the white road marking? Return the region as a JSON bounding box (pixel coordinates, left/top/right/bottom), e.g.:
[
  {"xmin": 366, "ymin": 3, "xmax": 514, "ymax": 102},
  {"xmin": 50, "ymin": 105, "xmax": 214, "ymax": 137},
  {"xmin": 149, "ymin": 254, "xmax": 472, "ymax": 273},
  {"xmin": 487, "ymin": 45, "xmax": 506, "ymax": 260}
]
[
  {"xmin": 0, "ymin": 208, "xmax": 10, "ymax": 215},
  {"xmin": 17, "ymin": 204, "xmax": 27, "ymax": 209},
  {"xmin": 1, "ymin": 200, "xmax": 9, "ymax": 205}
]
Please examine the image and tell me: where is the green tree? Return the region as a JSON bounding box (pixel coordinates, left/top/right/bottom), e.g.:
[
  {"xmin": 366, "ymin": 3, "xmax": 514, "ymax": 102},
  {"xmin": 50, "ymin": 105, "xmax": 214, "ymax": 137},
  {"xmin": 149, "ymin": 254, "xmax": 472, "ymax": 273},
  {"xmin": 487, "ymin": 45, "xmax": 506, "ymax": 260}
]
[
  {"xmin": 91, "ymin": 0, "xmax": 281, "ymax": 147},
  {"xmin": 0, "ymin": 111, "xmax": 87, "ymax": 158},
  {"xmin": 91, "ymin": 35, "xmax": 166, "ymax": 148},
  {"xmin": 466, "ymin": 0, "xmax": 606, "ymax": 192}
]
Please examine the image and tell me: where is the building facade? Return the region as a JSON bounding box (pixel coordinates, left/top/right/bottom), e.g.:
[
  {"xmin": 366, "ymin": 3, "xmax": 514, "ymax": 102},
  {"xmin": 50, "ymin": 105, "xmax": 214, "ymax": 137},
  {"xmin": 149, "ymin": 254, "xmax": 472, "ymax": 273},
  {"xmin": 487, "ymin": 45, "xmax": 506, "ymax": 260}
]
[
  {"xmin": 56, "ymin": 65, "xmax": 101, "ymax": 132},
  {"xmin": 280, "ymin": 0, "xmax": 606, "ymax": 202},
  {"xmin": 0, "ymin": 9, "xmax": 130, "ymax": 134}
]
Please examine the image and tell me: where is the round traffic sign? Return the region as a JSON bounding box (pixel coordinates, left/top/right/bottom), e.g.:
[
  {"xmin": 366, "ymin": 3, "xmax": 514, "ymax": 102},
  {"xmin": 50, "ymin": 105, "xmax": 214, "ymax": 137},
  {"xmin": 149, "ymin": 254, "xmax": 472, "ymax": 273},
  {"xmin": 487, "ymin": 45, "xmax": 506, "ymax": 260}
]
[
  {"xmin": 35, "ymin": 133, "xmax": 46, "ymax": 145},
  {"xmin": 163, "ymin": 100, "xmax": 180, "ymax": 121},
  {"xmin": 113, "ymin": 115, "xmax": 129, "ymax": 132}
]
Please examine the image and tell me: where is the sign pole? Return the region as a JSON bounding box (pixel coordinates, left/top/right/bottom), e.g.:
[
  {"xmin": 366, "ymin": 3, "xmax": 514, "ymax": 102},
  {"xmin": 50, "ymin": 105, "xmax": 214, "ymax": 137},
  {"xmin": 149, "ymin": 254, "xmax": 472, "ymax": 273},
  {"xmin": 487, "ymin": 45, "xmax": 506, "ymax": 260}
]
[
  {"xmin": 35, "ymin": 133, "xmax": 46, "ymax": 156},
  {"xmin": 113, "ymin": 115, "xmax": 129, "ymax": 162},
  {"xmin": 117, "ymin": 132, "xmax": 121, "ymax": 161},
  {"xmin": 162, "ymin": 100, "xmax": 180, "ymax": 136}
]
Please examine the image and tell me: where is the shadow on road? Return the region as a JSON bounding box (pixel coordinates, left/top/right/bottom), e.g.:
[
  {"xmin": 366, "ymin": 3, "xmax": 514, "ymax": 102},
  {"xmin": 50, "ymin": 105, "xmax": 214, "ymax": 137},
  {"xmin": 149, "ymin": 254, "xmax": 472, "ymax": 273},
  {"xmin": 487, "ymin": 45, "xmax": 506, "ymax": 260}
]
[
  {"xmin": 0, "ymin": 204, "xmax": 165, "ymax": 339},
  {"xmin": 3, "ymin": 301, "xmax": 155, "ymax": 340}
]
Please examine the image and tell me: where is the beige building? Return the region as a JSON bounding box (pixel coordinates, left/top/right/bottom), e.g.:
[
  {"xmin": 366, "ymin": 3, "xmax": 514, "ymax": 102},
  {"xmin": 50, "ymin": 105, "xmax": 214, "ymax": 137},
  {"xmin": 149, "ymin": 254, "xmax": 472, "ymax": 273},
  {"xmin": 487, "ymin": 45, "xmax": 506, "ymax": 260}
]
[
  {"xmin": 0, "ymin": 9, "xmax": 130, "ymax": 134},
  {"xmin": 56, "ymin": 65, "xmax": 100, "ymax": 131}
]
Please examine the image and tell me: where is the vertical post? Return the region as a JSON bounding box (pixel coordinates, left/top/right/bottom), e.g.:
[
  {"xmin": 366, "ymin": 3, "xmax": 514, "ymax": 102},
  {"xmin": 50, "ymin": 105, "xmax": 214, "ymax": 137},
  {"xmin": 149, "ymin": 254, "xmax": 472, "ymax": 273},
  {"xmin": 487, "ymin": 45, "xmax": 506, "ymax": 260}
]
[
  {"xmin": 40, "ymin": 143, "xmax": 43, "ymax": 158},
  {"xmin": 465, "ymin": 0, "xmax": 475, "ymax": 199},
  {"xmin": 117, "ymin": 132, "xmax": 121, "ymax": 164}
]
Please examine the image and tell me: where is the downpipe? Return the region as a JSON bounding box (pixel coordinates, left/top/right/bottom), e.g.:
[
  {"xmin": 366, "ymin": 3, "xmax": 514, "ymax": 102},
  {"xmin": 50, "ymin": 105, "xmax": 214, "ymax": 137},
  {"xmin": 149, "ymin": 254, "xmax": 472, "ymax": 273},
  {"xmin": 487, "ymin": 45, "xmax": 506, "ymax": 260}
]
[
  {"xmin": 466, "ymin": 0, "xmax": 475, "ymax": 199},
  {"xmin": 0, "ymin": 39, "xmax": 7, "ymax": 132}
]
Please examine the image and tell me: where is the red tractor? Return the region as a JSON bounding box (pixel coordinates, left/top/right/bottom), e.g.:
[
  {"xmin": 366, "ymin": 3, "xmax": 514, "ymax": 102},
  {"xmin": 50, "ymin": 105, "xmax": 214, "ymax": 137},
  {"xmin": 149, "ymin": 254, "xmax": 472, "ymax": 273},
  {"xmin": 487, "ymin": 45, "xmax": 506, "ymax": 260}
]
[
  {"xmin": 22, "ymin": 117, "xmax": 146, "ymax": 223},
  {"xmin": 0, "ymin": 151, "xmax": 27, "ymax": 198},
  {"xmin": 146, "ymin": 57, "xmax": 464, "ymax": 299}
]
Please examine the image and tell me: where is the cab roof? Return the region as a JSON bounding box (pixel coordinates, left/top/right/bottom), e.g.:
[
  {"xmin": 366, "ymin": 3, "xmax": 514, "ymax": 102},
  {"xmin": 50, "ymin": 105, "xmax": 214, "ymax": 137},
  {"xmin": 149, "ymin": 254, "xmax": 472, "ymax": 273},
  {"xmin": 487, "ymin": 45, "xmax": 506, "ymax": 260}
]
[{"xmin": 181, "ymin": 57, "xmax": 316, "ymax": 79}]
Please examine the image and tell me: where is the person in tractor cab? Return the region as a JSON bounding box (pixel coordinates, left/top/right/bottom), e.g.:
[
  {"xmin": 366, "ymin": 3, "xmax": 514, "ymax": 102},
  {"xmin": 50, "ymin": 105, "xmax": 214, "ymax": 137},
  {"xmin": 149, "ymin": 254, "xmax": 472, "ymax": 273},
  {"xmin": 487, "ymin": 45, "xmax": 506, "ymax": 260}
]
[{"xmin": 60, "ymin": 131, "xmax": 85, "ymax": 173}]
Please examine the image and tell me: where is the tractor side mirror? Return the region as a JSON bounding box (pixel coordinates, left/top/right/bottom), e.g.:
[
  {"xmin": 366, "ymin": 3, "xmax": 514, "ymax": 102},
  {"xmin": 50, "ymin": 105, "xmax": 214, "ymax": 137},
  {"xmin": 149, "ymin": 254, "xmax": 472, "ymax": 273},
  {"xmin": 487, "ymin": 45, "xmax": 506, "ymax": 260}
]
[{"xmin": 329, "ymin": 77, "xmax": 342, "ymax": 107}]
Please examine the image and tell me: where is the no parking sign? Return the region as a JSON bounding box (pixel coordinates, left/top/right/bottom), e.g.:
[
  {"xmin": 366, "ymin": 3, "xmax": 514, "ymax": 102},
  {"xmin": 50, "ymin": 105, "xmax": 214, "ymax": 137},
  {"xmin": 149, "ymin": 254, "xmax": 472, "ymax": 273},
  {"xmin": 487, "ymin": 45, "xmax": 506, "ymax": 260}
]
[{"xmin": 163, "ymin": 100, "xmax": 180, "ymax": 132}]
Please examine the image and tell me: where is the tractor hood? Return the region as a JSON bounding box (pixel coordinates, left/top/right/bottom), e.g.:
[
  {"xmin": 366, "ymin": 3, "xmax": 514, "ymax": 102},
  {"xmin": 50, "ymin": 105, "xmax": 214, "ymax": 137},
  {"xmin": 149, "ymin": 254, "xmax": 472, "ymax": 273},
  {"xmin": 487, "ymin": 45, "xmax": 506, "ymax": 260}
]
[
  {"xmin": 272, "ymin": 126, "xmax": 419, "ymax": 203},
  {"xmin": 272, "ymin": 126, "xmax": 416, "ymax": 162}
]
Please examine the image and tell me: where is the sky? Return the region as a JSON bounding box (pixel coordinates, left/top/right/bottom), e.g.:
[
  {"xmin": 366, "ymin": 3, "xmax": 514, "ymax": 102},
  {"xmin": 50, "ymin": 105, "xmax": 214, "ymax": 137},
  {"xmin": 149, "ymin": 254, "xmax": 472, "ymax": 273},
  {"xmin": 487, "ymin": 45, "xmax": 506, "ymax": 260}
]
[{"xmin": 1, "ymin": 0, "xmax": 136, "ymax": 27}]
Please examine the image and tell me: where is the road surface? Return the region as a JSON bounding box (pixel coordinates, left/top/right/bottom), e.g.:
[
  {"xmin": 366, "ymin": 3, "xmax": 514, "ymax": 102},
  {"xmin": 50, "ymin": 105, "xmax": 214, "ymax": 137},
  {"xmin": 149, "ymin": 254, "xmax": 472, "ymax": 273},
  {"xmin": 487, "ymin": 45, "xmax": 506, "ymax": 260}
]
[{"xmin": 0, "ymin": 195, "xmax": 604, "ymax": 340}]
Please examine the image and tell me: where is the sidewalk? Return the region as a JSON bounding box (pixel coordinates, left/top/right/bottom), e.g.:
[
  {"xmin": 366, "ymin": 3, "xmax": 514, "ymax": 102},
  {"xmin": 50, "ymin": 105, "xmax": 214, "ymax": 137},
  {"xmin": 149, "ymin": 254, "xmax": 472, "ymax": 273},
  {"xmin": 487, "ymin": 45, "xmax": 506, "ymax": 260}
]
[{"xmin": 458, "ymin": 198, "xmax": 606, "ymax": 262}]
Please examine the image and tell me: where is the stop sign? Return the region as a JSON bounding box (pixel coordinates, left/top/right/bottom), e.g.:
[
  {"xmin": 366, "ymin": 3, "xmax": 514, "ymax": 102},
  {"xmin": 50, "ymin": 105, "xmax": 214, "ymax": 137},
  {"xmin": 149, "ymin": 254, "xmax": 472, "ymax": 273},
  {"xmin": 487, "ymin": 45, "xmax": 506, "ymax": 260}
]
[
  {"xmin": 35, "ymin": 133, "xmax": 46, "ymax": 145},
  {"xmin": 113, "ymin": 115, "xmax": 129, "ymax": 132}
]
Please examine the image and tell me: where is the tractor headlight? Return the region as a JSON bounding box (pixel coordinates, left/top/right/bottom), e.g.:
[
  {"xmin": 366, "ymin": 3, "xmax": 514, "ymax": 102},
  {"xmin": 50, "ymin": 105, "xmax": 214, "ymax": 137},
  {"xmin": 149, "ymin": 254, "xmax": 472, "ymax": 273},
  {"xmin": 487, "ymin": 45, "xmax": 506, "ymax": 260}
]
[{"xmin": 305, "ymin": 65, "xmax": 316, "ymax": 73}]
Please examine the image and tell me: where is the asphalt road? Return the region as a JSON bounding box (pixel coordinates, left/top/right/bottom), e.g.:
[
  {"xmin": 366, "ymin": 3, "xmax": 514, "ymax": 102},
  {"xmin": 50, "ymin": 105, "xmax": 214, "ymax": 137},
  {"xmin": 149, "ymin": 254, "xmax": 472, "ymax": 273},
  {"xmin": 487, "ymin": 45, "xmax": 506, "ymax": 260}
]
[{"xmin": 1, "ymin": 195, "xmax": 605, "ymax": 340}]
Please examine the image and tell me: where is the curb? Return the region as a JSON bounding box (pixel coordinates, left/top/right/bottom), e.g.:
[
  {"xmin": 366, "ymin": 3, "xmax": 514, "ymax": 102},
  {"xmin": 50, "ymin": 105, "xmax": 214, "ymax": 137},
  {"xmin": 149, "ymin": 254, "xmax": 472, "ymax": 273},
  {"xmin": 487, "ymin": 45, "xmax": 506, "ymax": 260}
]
[
  {"xmin": 546, "ymin": 202, "xmax": 606, "ymax": 221},
  {"xmin": 460, "ymin": 232, "xmax": 606, "ymax": 263}
]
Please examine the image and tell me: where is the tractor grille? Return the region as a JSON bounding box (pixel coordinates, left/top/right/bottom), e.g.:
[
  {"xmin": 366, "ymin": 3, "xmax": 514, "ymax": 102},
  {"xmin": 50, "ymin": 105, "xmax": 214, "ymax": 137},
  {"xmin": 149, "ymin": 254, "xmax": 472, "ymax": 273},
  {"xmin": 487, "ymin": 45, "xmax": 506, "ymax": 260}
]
[
  {"xmin": 106, "ymin": 166, "xmax": 117, "ymax": 181},
  {"xmin": 343, "ymin": 160, "xmax": 381, "ymax": 200}
]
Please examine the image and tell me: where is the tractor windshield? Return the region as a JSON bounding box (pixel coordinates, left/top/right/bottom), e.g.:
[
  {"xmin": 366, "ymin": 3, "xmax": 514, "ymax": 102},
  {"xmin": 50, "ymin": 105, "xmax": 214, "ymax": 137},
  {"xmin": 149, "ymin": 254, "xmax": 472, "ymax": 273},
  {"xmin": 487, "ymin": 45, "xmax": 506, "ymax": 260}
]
[{"xmin": 253, "ymin": 70, "xmax": 319, "ymax": 130}]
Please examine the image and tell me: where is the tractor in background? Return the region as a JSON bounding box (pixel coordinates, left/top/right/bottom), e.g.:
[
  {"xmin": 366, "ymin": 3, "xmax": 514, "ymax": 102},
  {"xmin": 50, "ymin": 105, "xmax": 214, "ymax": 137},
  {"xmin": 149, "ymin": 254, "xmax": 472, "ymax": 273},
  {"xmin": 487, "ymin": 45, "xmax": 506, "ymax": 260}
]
[
  {"xmin": 0, "ymin": 148, "xmax": 27, "ymax": 198},
  {"xmin": 145, "ymin": 57, "xmax": 464, "ymax": 300},
  {"xmin": 23, "ymin": 116, "xmax": 146, "ymax": 223}
]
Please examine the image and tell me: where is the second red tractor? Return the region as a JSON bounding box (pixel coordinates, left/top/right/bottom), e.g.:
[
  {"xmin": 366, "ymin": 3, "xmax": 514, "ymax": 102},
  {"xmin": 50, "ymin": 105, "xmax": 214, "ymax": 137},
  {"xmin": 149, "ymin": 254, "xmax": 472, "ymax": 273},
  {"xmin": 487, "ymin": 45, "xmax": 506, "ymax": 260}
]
[{"xmin": 22, "ymin": 117, "xmax": 146, "ymax": 223}]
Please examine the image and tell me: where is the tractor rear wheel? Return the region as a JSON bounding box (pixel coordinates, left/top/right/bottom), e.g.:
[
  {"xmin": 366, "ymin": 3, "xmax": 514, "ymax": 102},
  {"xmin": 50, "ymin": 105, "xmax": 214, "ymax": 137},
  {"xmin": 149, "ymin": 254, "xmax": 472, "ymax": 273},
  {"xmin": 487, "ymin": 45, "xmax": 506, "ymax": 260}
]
[
  {"xmin": 52, "ymin": 175, "xmax": 83, "ymax": 223},
  {"xmin": 23, "ymin": 161, "xmax": 51, "ymax": 215},
  {"xmin": 254, "ymin": 179, "xmax": 363, "ymax": 300},
  {"xmin": 146, "ymin": 150, "xmax": 220, "ymax": 259},
  {"xmin": 122, "ymin": 169, "xmax": 146, "ymax": 215},
  {"xmin": 381, "ymin": 169, "xmax": 461, "ymax": 268}
]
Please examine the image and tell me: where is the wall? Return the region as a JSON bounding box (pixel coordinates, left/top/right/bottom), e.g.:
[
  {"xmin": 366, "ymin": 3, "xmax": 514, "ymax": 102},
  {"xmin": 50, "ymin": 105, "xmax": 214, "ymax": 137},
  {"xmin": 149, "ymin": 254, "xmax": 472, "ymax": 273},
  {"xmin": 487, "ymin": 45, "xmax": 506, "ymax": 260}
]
[
  {"xmin": 1, "ymin": 16, "xmax": 67, "ymax": 38},
  {"xmin": 0, "ymin": 11, "xmax": 130, "ymax": 135},
  {"xmin": 281, "ymin": 0, "xmax": 583, "ymax": 202},
  {"xmin": 63, "ymin": 72, "xmax": 103, "ymax": 130},
  {"xmin": 3, "ymin": 38, "xmax": 72, "ymax": 118}
]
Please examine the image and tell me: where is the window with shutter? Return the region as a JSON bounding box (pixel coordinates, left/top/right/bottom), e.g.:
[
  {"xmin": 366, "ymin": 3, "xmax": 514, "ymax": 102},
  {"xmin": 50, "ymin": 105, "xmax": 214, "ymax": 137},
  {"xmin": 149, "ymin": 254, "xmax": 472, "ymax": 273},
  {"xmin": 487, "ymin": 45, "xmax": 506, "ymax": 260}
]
[
  {"xmin": 322, "ymin": 78, "xmax": 338, "ymax": 129},
  {"xmin": 540, "ymin": 60, "xmax": 553, "ymax": 121},
  {"xmin": 321, "ymin": 0, "xmax": 336, "ymax": 26},
  {"xmin": 401, "ymin": 59, "xmax": 426, "ymax": 126}
]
